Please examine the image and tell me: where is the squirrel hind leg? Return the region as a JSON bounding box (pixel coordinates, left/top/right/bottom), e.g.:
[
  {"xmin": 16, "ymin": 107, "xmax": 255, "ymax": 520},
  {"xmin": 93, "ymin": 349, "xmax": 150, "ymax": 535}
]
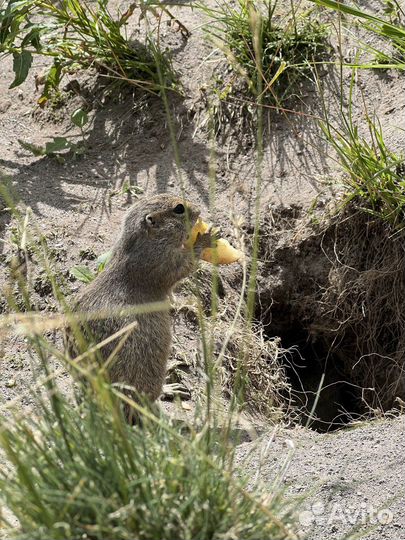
[{"xmin": 121, "ymin": 395, "xmax": 163, "ymax": 427}]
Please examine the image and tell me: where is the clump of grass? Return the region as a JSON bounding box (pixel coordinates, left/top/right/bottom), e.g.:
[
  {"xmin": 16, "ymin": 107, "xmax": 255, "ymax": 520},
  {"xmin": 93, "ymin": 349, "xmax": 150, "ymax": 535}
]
[
  {"xmin": 177, "ymin": 266, "xmax": 290, "ymax": 420},
  {"xmin": 310, "ymin": 0, "xmax": 405, "ymax": 66},
  {"xmin": 218, "ymin": 320, "xmax": 289, "ymax": 419},
  {"xmin": 321, "ymin": 112, "xmax": 405, "ymax": 230},
  {"xmin": 0, "ymin": 0, "xmax": 177, "ymax": 104},
  {"xmin": 196, "ymin": 0, "xmax": 329, "ymax": 131},
  {"xmin": 0, "ymin": 379, "xmax": 296, "ymax": 540}
]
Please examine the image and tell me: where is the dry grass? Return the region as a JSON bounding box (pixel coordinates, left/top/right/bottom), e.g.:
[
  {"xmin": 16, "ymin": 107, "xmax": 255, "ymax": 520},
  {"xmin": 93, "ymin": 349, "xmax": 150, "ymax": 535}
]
[
  {"xmin": 219, "ymin": 322, "xmax": 289, "ymax": 419},
  {"xmin": 317, "ymin": 209, "xmax": 405, "ymax": 411},
  {"xmin": 176, "ymin": 266, "xmax": 291, "ymax": 421}
]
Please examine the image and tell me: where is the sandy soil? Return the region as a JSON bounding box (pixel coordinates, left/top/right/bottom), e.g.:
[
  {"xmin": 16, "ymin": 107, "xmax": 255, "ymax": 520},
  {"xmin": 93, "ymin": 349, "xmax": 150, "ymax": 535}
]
[
  {"xmin": 236, "ymin": 417, "xmax": 405, "ymax": 540},
  {"xmin": 1, "ymin": 1, "xmax": 404, "ymax": 539}
]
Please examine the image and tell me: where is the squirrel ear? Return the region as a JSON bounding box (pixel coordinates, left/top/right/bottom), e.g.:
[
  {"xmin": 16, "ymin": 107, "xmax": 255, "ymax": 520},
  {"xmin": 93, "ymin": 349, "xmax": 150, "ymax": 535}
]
[{"xmin": 144, "ymin": 213, "xmax": 156, "ymax": 228}]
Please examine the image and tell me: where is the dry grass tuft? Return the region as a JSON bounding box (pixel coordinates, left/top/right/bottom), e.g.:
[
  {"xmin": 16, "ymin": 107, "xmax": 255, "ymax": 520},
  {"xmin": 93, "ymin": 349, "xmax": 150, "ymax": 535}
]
[
  {"xmin": 177, "ymin": 267, "xmax": 291, "ymax": 421},
  {"xmin": 218, "ymin": 321, "xmax": 289, "ymax": 419}
]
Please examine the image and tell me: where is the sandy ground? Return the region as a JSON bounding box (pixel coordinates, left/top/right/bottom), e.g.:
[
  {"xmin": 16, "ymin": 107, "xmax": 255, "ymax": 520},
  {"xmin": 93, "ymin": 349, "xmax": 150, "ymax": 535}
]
[
  {"xmin": 236, "ymin": 417, "xmax": 405, "ymax": 540},
  {"xmin": 1, "ymin": 1, "xmax": 405, "ymax": 539}
]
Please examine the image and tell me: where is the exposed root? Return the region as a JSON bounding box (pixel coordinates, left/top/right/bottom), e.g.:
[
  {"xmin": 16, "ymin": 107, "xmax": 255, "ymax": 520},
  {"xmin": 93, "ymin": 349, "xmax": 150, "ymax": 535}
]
[
  {"xmin": 316, "ymin": 211, "xmax": 405, "ymax": 411},
  {"xmin": 258, "ymin": 205, "xmax": 405, "ymax": 425}
]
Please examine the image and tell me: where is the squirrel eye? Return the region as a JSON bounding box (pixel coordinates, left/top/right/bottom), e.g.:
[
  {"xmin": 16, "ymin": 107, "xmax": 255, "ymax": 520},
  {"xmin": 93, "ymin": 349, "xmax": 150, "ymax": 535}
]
[{"xmin": 173, "ymin": 203, "xmax": 185, "ymax": 215}]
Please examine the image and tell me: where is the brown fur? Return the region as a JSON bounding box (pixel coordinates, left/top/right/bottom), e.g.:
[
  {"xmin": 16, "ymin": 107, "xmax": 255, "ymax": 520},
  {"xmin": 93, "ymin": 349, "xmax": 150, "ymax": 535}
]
[{"xmin": 67, "ymin": 194, "xmax": 213, "ymax": 415}]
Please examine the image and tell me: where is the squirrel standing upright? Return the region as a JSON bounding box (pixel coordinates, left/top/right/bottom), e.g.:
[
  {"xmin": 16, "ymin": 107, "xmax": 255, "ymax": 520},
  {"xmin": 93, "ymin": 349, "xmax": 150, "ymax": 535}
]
[{"xmin": 68, "ymin": 193, "xmax": 215, "ymax": 419}]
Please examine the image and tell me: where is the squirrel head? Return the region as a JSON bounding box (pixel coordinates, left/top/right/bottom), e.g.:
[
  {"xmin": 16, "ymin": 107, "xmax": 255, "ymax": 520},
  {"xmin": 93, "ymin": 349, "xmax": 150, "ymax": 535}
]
[{"xmin": 114, "ymin": 194, "xmax": 200, "ymax": 279}]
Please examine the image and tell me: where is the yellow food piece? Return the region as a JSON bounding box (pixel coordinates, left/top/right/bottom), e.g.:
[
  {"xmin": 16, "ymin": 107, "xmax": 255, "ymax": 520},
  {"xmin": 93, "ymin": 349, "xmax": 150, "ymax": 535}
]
[
  {"xmin": 201, "ymin": 238, "xmax": 242, "ymax": 265},
  {"xmin": 186, "ymin": 218, "xmax": 242, "ymax": 265}
]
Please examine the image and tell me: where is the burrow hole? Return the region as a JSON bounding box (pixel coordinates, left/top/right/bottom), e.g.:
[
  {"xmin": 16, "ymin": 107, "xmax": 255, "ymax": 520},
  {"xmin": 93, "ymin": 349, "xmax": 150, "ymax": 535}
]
[{"xmin": 261, "ymin": 303, "xmax": 366, "ymax": 432}]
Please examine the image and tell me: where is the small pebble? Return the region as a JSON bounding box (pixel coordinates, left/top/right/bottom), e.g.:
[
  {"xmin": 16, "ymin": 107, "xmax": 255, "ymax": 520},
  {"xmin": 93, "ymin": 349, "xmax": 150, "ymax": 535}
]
[
  {"xmin": 181, "ymin": 402, "xmax": 191, "ymax": 410},
  {"xmin": 0, "ymin": 100, "xmax": 11, "ymax": 113}
]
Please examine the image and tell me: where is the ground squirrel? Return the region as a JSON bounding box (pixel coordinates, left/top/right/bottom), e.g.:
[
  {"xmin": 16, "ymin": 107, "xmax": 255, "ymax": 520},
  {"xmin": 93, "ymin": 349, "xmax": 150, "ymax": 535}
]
[{"xmin": 68, "ymin": 193, "xmax": 214, "ymax": 418}]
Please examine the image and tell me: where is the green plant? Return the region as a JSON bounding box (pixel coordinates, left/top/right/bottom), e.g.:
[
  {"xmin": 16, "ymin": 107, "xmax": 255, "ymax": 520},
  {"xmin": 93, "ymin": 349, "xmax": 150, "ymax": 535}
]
[
  {"xmin": 0, "ymin": 0, "xmax": 177, "ymax": 103},
  {"xmin": 70, "ymin": 250, "xmax": 112, "ymax": 283},
  {"xmin": 197, "ymin": 0, "xmax": 329, "ymax": 109},
  {"xmin": 321, "ymin": 109, "xmax": 405, "ymax": 229},
  {"xmin": 309, "ymin": 0, "xmax": 405, "ymax": 65},
  {"xmin": 383, "ymin": 0, "xmax": 404, "ymax": 24},
  {"xmin": 18, "ymin": 108, "xmax": 89, "ymax": 161},
  {"xmin": 71, "ymin": 107, "xmax": 89, "ymax": 139},
  {"xmin": 373, "ymin": 50, "xmax": 395, "ymax": 67}
]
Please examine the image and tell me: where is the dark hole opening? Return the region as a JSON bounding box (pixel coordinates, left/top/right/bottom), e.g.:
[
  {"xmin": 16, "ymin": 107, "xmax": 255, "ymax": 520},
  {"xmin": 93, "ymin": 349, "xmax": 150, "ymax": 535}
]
[{"xmin": 262, "ymin": 304, "xmax": 365, "ymax": 432}]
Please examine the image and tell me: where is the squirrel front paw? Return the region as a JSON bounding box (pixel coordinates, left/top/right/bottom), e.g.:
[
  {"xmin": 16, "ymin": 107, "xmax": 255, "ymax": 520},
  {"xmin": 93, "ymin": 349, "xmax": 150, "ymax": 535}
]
[{"xmin": 194, "ymin": 227, "xmax": 220, "ymax": 254}]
